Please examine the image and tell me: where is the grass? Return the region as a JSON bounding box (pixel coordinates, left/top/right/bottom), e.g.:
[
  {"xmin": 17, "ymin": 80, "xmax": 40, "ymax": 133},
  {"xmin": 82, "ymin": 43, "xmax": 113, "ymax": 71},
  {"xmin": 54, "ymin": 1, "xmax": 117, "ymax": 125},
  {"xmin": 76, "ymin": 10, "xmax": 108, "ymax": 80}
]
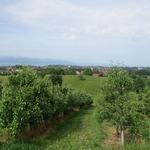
[
  {"xmin": 44, "ymin": 107, "xmax": 103, "ymax": 150},
  {"xmin": 63, "ymin": 75, "xmax": 106, "ymax": 100}
]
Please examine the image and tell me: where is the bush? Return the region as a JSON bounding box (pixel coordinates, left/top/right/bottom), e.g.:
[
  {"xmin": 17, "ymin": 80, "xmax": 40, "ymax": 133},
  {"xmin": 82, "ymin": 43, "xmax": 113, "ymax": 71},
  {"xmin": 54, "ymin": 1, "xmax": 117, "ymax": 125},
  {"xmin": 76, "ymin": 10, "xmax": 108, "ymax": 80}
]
[
  {"xmin": 67, "ymin": 90, "xmax": 93, "ymax": 108},
  {"xmin": 0, "ymin": 79, "xmax": 3, "ymax": 98},
  {"xmin": 83, "ymin": 68, "xmax": 93, "ymax": 76},
  {"xmin": 52, "ymin": 87, "xmax": 93, "ymax": 114},
  {"xmin": 0, "ymin": 68, "xmax": 43, "ymax": 135},
  {"xmin": 50, "ymin": 74, "xmax": 63, "ymax": 86},
  {"xmin": 142, "ymin": 89, "xmax": 150, "ymax": 117},
  {"xmin": 0, "ymin": 67, "xmax": 93, "ymax": 137},
  {"xmin": 133, "ymin": 76, "xmax": 146, "ymax": 93}
]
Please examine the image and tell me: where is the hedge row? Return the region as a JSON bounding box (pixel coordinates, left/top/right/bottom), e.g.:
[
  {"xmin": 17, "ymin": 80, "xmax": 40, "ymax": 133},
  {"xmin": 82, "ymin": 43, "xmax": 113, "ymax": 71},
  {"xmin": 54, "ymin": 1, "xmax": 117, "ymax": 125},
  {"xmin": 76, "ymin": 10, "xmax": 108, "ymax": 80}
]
[{"xmin": 0, "ymin": 67, "xmax": 93, "ymax": 136}]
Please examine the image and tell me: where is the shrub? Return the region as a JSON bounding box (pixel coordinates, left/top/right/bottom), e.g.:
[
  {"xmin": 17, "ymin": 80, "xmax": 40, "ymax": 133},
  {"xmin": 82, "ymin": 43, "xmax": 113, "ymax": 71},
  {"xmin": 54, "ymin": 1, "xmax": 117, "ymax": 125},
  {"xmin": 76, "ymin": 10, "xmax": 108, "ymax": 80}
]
[
  {"xmin": 83, "ymin": 68, "xmax": 93, "ymax": 76},
  {"xmin": 142, "ymin": 89, "xmax": 150, "ymax": 117},
  {"xmin": 133, "ymin": 76, "xmax": 146, "ymax": 93},
  {"xmin": 0, "ymin": 68, "xmax": 43, "ymax": 135},
  {"xmin": 51, "ymin": 74, "xmax": 63, "ymax": 86},
  {"xmin": 67, "ymin": 90, "xmax": 93, "ymax": 108},
  {"xmin": 0, "ymin": 79, "xmax": 3, "ymax": 98},
  {"xmin": 0, "ymin": 67, "xmax": 93, "ymax": 137}
]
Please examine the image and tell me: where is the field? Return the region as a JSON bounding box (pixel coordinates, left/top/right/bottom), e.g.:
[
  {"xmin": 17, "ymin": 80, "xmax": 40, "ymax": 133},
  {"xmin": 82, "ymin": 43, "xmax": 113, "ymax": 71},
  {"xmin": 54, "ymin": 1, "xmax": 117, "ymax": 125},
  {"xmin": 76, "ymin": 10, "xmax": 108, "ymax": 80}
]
[
  {"xmin": 0, "ymin": 75, "xmax": 149, "ymax": 150},
  {"xmin": 64, "ymin": 75, "xmax": 105, "ymax": 100}
]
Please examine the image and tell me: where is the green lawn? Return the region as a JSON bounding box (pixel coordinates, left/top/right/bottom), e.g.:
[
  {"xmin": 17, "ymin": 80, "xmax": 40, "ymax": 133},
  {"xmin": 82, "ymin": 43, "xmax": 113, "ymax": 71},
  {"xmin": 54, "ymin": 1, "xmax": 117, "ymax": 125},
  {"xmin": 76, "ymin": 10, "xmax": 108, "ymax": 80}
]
[{"xmin": 63, "ymin": 75, "xmax": 106, "ymax": 100}]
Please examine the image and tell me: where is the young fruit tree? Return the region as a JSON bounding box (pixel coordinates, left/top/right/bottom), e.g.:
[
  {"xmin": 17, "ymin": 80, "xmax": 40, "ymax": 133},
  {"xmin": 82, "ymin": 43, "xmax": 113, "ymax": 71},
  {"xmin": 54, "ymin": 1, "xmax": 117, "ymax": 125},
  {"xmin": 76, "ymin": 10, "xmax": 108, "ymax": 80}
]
[{"xmin": 97, "ymin": 68, "xmax": 147, "ymax": 146}]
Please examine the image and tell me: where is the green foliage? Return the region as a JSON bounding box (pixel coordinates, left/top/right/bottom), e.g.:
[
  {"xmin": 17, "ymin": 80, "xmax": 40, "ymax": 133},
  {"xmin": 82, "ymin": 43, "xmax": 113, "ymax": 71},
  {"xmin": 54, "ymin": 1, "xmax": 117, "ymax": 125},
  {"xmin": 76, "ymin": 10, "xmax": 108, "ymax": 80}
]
[
  {"xmin": 133, "ymin": 76, "xmax": 146, "ymax": 93},
  {"xmin": 38, "ymin": 67, "xmax": 65, "ymax": 77},
  {"xmin": 67, "ymin": 90, "xmax": 93, "ymax": 108},
  {"xmin": 37, "ymin": 67, "xmax": 77, "ymax": 77},
  {"xmin": 0, "ymin": 79, "xmax": 3, "ymax": 98},
  {"xmin": 125, "ymin": 93, "xmax": 147, "ymax": 140},
  {"xmin": 64, "ymin": 67, "xmax": 76, "ymax": 75},
  {"xmin": 51, "ymin": 86, "xmax": 93, "ymax": 114},
  {"xmin": 97, "ymin": 67, "xmax": 148, "ymax": 144},
  {"xmin": 136, "ymin": 69, "xmax": 150, "ymax": 77},
  {"xmin": 142, "ymin": 89, "xmax": 150, "ymax": 117},
  {"xmin": 0, "ymin": 74, "xmax": 149, "ymax": 149},
  {"xmin": 83, "ymin": 68, "xmax": 93, "ymax": 76},
  {"xmin": 50, "ymin": 74, "xmax": 63, "ymax": 86},
  {"xmin": 48, "ymin": 68, "xmax": 65, "ymax": 75},
  {"xmin": 0, "ymin": 108, "xmax": 104, "ymax": 150},
  {"xmin": 0, "ymin": 67, "xmax": 93, "ymax": 137},
  {"xmin": 0, "ymin": 68, "xmax": 43, "ymax": 135}
]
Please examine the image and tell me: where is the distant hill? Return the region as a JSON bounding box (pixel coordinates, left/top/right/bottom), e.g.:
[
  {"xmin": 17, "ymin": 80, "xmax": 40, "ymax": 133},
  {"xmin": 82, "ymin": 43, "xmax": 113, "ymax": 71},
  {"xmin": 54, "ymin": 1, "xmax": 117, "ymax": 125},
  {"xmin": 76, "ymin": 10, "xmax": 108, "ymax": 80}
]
[{"xmin": 0, "ymin": 57, "xmax": 74, "ymax": 66}]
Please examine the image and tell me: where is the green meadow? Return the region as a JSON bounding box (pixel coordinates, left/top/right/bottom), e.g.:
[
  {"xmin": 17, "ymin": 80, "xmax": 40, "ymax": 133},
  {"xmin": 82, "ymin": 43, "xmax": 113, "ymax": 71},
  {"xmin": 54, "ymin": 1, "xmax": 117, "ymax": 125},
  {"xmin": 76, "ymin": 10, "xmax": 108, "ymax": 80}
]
[{"xmin": 64, "ymin": 75, "xmax": 106, "ymax": 99}]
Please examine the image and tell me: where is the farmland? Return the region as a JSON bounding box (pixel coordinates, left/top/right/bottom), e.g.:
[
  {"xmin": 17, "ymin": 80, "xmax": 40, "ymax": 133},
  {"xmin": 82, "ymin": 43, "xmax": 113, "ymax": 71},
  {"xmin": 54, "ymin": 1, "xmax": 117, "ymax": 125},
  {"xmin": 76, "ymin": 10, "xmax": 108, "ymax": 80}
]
[
  {"xmin": 64, "ymin": 75, "xmax": 106, "ymax": 99},
  {"xmin": 0, "ymin": 73, "xmax": 150, "ymax": 150}
]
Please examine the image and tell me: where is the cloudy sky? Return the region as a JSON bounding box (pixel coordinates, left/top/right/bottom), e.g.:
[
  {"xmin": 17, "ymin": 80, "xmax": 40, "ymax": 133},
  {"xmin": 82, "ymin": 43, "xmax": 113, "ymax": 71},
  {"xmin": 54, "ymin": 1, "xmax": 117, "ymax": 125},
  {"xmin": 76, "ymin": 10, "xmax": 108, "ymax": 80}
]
[{"xmin": 0, "ymin": 0, "xmax": 150, "ymax": 66}]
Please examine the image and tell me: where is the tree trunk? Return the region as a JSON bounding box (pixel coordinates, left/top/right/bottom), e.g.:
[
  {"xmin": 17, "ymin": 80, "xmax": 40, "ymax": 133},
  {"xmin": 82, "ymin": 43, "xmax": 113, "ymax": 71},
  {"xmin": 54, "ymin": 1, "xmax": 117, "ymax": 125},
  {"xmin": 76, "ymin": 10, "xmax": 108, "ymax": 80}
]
[
  {"xmin": 121, "ymin": 129, "xmax": 124, "ymax": 146},
  {"xmin": 116, "ymin": 125, "xmax": 120, "ymax": 136}
]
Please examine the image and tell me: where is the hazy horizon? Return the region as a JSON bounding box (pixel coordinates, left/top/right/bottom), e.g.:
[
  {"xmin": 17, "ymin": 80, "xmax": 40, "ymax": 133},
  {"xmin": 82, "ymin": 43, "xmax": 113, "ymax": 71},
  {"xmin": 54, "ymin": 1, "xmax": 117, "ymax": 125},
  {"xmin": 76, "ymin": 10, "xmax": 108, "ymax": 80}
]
[{"xmin": 0, "ymin": 0, "xmax": 150, "ymax": 66}]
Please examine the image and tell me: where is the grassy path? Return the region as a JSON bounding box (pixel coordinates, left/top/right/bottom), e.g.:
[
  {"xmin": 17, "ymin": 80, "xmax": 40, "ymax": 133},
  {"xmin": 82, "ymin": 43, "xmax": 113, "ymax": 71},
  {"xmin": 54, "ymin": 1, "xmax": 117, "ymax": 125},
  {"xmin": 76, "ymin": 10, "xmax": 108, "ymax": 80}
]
[
  {"xmin": 44, "ymin": 107, "xmax": 103, "ymax": 150},
  {"xmin": 0, "ymin": 107, "xmax": 104, "ymax": 150}
]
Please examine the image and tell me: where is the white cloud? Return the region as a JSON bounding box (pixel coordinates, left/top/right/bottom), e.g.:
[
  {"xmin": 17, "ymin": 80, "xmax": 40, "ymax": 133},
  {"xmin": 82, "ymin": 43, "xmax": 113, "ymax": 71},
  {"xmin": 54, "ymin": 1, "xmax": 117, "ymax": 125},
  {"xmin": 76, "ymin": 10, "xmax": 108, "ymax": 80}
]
[{"xmin": 1, "ymin": 0, "xmax": 150, "ymax": 40}]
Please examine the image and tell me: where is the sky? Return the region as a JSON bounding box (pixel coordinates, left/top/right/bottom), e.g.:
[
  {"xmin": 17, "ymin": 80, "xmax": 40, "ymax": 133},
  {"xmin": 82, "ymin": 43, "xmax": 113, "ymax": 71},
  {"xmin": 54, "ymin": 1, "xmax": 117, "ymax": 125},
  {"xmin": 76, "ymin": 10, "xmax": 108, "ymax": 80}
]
[{"xmin": 0, "ymin": 0, "xmax": 150, "ymax": 66}]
